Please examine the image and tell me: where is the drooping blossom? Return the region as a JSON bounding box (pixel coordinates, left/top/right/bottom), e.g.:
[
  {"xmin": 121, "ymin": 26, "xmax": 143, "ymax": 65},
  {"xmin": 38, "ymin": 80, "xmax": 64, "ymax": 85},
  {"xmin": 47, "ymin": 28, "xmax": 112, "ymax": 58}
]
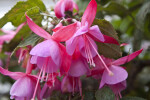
[
  {"xmin": 0, "ymin": 67, "xmax": 40, "ymax": 100},
  {"xmin": 66, "ymin": 0, "xmax": 119, "ymax": 75},
  {"xmin": 26, "ymin": 14, "xmax": 77, "ymax": 74},
  {"xmin": 0, "ymin": 22, "xmax": 26, "ymax": 52},
  {"xmin": 54, "ymin": 0, "xmax": 79, "ymax": 18},
  {"xmin": 61, "ymin": 76, "xmax": 82, "ymax": 96},
  {"xmin": 91, "ymin": 49, "xmax": 143, "ymax": 98}
]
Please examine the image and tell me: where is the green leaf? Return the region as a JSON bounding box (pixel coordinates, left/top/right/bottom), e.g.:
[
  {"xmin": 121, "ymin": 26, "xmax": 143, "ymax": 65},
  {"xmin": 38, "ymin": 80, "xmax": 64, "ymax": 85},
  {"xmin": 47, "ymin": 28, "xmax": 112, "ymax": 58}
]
[
  {"xmin": 11, "ymin": 34, "xmax": 41, "ymax": 56},
  {"xmin": 1, "ymin": 0, "xmax": 46, "ymax": 53},
  {"xmin": 100, "ymin": 1, "xmax": 128, "ymax": 17},
  {"xmin": 121, "ymin": 97, "xmax": 146, "ymax": 100},
  {"xmin": 93, "ymin": 19, "xmax": 122, "ymax": 59},
  {"xmin": 136, "ymin": 1, "xmax": 150, "ymax": 30},
  {"xmin": 84, "ymin": 91, "xmax": 96, "ymax": 100},
  {"xmin": 17, "ymin": 34, "xmax": 41, "ymax": 48},
  {"xmin": 0, "ymin": 0, "xmax": 46, "ymax": 27},
  {"xmin": 95, "ymin": 86, "xmax": 115, "ymax": 100}
]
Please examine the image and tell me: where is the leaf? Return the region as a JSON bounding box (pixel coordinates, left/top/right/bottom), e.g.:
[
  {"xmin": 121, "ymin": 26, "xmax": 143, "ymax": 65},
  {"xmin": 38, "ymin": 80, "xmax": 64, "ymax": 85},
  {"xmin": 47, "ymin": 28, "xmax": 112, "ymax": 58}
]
[
  {"xmin": 18, "ymin": 34, "xmax": 41, "ymax": 47},
  {"xmin": 136, "ymin": 1, "xmax": 150, "ymax": 30},
  {"xmin": 121, "ymin": 97, "xmax": 146, "ymax": 100},
  {"xmin": 1, "ymin": 0, "xmax": 46, "ymax": 52},
  {"xmin": 11, "ymin": 34, "xmax": 41, "ymax": 56},
  {"xmin": 95, "ymin": 86, "xmax": 115, "ymax": 100},
  {"xmin": 100, "ymin": 1, "xmax": 128, "ymax": 17},
  {"xmin": 0, "ymin": 0, "xmax": 46, "ymax": 27},
  {"xmin": 84, "ymin": 91, "xmax": 96, "ymax": 100},
  {"xmin": 93, "ymin": 18, "xmax": 122, "ymax": 59}
]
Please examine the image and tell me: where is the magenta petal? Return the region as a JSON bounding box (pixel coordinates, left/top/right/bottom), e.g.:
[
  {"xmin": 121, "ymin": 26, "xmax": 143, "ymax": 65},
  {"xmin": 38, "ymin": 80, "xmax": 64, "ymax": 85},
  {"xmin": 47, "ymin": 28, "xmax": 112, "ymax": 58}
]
[
  {"xmin": 101, "ymin": 35, "xmax": 119, "ymax": 45},
  {"xmin": 52, "ymin": 22, "xmax": 77, "ymax": 42},
  {"xmin": 0, "ymin": 34, "xmax": 14, "ymax": 41},
  {"xmin": 112, "ymin": 49, "xmax": 143, "ymax": 66},
  {"xmin": 89, "ymin": 25, "xmax": 105, "ymax": 42},
  {"xmin": 59, "ymin": 44, "xmax": 71, "ymax": 73},
  {"xmin": 73, "ymin": 22, "xmax": 88, "ymax": 37},
  {"xmin": 26, "ymin": 14, "xmax": 51, "ymax": 39},
  {"xmin": 69, "ymin": 57, "xmax": 90, "ymax": 77},
  {"xmin": 55, "ymin": 0, "xmax": 65, "ymax": 18},
  {"xmin": 0, "ymin": 67, "xmax": 25, "ymax": 80},
  {"xmin": 37, "ymin": 57, "xmax": 59, "ymax": 73},
  {"xmin": 81, "ymin": 0, "xmax": 97, "ymax": 27},
  {"xmin": 65, "ymin": 0, "xmax": 74, "ymax": 11},
  {"xmin": 100, "ymin": 65, "xmax": 128, "ymax": 88},
  {"xmin": 30, "ymin": 55, "xmax": 38, "ymax": 64},
  {"xmin": 15, "ymin": 22, "xmax": 27, "ymax": 33},
  {"xmin": 66, "ymin": 36, "xmax": 78, "ymax": 55},
  {"xmin": 109, "ymin": 80, "xmax": 126, "ymax": 94},
  {"xmin": 30, "ymin": 39, "xmax": 61, "ymax": 67},
  {"xmin": 10, "ymin": 76, "xmax": 36, "ymax": 99},
  {"xmin": 61, "ymin": 76, "xmax": 73, "ymax": 93}
]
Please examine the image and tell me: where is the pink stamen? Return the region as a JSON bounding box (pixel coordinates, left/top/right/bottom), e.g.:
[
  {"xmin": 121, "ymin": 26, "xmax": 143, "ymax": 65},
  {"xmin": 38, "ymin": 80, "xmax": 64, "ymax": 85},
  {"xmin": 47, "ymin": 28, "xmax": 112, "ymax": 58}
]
[
  {"xmin": 32, "ymin": 66, "xmax": 43, "ymax": 99},
  {"xmin": 84, "ymin": 35, "xmax": 95, "ymax": 67},
  {"xmin": 86, "ymin": 36, "xmax": 113, "ymax": 76}
]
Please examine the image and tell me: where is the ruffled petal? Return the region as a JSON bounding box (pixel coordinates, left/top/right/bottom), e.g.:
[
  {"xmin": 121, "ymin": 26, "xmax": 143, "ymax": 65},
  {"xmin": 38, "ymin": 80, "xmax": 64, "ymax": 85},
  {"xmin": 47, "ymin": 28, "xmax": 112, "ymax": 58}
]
[
  {"xmin": 99, "ymin": 65, "xmax": 128, "ymax": 88},
  {"xmin": 10, "ymin": 76, "xmax": 36, "ymax": 99},
  {"xmin": 0, "ymin": 67, "xmax": 25, "ymax": 80},
  {"xmin": 81, "ymin": 0, "xmax": 97, "ymax": 27},
  {"xmin": 88, "ymin": 25, "xmax": 105, "ymax": 42},
  {"xmin": 30, "ymin": 39, "xmax": 61, "ymax": 67},
  {"xmin": 26, "ymin": 14, "xmax": 51, "ymax": 39},
  {"xmin": 68, "ymin": 57, "xmax": 90, "ymax": 77},
  {"xmin": 52, "ymin": 22, "xmax": 77, "ymax": 42},
  {"xmin": 112, "ymin": 49, "xmax": 143, "ymax": 66}
]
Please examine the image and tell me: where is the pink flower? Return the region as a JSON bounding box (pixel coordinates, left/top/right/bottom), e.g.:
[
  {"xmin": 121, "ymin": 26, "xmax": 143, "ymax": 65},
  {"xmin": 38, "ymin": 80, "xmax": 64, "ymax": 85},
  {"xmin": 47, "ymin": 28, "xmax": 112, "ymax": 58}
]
[
  {"xmin": 68, "ymin": 53, "xmax": 90, "ymax": 77},
  {"xmin": 26, "ymin": 14, "xmax": 77, "ymax": 74},
  {"xmin": 61, "ymin": 76, "xmax": 82, "ymax": 95},
  {"xmin": 91, "ymin": 49, "xmax": 143, "ymax": 98},
  {"xmin": 54, "ymin": 0, "xmax": 79, "ymax": 18},
  {"xmin": 66, "ymin": 0, "xmax": 119, "ymax": 73},
  {"xmin": 0, "ymin": 22, "xmax": 26, "ymax": 52},
  {"xmin": 0, "ymin": 67, "xmax": 40, "ymax": 100}
]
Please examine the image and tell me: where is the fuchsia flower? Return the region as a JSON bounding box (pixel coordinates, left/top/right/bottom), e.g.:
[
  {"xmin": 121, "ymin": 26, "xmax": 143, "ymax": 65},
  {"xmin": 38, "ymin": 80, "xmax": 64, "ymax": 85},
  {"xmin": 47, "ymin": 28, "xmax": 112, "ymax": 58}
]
[
  {"xmin": 0, "ymin": 67, "xmax": 40, "ymax": 100},
  {"xmin": 0, "ymin": 22, "xmax": 26, "ymax": 52},
  {"xmin": 26, "ymin": 14, "xmax": 77, "ymax": 74},
  {"xmin": 91, "ymin": 49, "xmax": 143, "ymax": 98},
  {"xmin": 54, "ymin": 0, "xmax": 79, "ymax": 18},
  {"xmin": 61, "ymin": 76, "xmax": 82, "ymax": 95},
  {"xmin": 66, "ymin": 0, "xmax": 119, "ymax": 75}
]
